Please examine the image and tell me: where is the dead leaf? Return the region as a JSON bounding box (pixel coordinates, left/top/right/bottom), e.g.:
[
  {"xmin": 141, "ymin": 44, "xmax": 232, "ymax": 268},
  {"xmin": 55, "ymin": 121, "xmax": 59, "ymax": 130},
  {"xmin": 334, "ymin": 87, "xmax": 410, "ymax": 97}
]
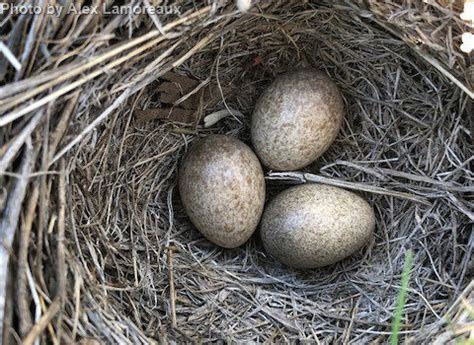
[
  {"xmin": 135, "ymin": 107, "xmax": 195, "ymax": 124},
  {"xmin": 161, "ymin": 71, "xmax": 199, "ymax": 91},
  {"xmin": 135, "ymin": 71, "xmax": 202, "ymax": 124},
  {"xmin": 157, "ymin": 82, "xmax": 180, "ymax": 103}
]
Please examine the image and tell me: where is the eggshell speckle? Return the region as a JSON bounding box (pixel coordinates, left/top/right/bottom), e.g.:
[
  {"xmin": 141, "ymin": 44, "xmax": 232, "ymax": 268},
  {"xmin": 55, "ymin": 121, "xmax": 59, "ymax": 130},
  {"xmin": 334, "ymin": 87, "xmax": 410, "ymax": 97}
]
[
  {"xmin": 251, "ymin": 69, "xmax": 344, "ymax": 171},
  {"xmin": 179, "ymin": 135, "xmax": 265, "ymax": 248},
  {"xmin": 260, "ymin": 184, "xmax": 375, "ymax": 268}
]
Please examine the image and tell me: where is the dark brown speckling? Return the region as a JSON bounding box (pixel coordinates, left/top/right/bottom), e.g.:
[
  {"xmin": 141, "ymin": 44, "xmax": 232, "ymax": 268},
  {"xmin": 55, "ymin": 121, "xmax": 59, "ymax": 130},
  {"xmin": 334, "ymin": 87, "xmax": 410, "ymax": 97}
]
[
  {"xmin": 260, "ymin": 184, "xmax": 375, "ymax": 269},
  {"xmin": 179, "ymin": 135, "xmax": 265, "ymax": 248},
  {"xmin": 251, "ymin": 69, "xmax": 344, "ymax": 171}
]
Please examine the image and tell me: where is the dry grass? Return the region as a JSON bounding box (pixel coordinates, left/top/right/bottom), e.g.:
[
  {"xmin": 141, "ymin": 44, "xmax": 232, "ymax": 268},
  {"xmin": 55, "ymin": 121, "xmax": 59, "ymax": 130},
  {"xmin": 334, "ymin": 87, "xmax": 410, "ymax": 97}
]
[{"xmin": 0, "ymin": 0, "xmax": 473, "ymax": 343}]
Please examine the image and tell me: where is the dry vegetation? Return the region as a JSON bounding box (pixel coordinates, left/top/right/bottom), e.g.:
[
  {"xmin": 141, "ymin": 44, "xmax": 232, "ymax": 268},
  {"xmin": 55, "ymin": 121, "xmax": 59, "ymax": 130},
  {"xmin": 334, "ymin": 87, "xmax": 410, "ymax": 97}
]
[{"xmin": 0, "ymin": 0, "xmax": 473, "ymax": 343}]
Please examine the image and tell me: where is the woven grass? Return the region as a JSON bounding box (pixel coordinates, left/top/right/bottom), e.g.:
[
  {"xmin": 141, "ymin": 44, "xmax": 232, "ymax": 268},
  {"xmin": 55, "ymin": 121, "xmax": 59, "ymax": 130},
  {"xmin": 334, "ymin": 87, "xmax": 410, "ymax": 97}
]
[{"xmin": 0, "ymin": 0, "xmax": 473, "ymax": 343}]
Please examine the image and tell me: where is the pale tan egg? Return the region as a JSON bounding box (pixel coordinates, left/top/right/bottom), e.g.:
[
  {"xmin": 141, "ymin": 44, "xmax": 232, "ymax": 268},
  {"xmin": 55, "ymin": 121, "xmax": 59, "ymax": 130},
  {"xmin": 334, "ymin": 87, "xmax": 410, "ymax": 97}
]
[
  {"xmin": 179, "ymin": 135, "xmax": 265, "ymax": 248},
  {"xmin": 251, "ymin": 69, "xmax": 344, "ymax": 171},
  {"xmin": 260, "ymin": 184, "xmax": 375, "ymax": 268}
]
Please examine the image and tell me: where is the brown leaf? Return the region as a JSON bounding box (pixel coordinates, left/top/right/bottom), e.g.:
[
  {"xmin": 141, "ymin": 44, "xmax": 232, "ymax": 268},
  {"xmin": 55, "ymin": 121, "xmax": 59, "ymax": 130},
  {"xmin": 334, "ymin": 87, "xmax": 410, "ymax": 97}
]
[
  {"xmin": 157, "ymin": 82, "xmax": 181, "ymax": 103},
  {"xmin": 158, "ymin": 72, "xmax": 202, "ymax": 109},
  {"xmin": 178, "ymin": 93, "xmax": 200, "ymax": 110},
  {"xmin": 161, "ymin": 71, "xmax": 199, "ymax": 91},
  {"xmin": 136, "ymin": 71, "xmax": 203, "ymax": 124},
  {"xmin": 135, "ymin": 107, "xmax": 196, "ymax": 124}
]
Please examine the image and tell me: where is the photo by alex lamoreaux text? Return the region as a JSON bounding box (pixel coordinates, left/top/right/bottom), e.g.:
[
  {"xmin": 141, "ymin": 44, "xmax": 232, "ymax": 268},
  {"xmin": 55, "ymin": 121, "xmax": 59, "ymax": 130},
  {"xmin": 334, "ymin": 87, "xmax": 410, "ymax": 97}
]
[{"xmin": 0, "ymin": 3, "xmax": 182, "ymax": 18}]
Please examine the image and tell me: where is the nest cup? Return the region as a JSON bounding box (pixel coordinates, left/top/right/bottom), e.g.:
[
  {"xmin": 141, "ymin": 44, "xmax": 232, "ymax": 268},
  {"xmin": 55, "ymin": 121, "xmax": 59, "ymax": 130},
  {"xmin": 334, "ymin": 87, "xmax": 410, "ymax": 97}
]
[{"xmin": 0, "ymin": 1, "xmax": 472, "ymax": 343}]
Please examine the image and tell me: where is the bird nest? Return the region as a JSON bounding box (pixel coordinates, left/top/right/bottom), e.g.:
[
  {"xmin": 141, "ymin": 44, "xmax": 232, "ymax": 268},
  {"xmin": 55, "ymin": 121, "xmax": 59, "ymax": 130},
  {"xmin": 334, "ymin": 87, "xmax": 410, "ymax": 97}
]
[{"xmin": 0, "ymin": 1, "xmax": 473, "ymax": 343}]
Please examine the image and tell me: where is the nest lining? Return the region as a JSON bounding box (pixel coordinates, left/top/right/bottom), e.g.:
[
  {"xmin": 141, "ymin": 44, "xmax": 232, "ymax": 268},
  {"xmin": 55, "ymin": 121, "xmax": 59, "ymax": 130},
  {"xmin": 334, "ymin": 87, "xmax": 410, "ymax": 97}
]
[{"xmin": 0, "ymin": 1, "xmax": 473, "ymax": 344}]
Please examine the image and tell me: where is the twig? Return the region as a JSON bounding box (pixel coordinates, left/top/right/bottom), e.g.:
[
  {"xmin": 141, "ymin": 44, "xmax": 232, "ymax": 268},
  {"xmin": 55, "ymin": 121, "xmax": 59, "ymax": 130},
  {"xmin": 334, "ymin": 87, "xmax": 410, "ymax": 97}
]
[
  {"xmin": 55, "ymin": 160, "xmax": 67, "ymax": 342},
  {"xmin": 34, "ymin": 112, "xmax": 50, "ymax": 290},
  {"xmin": 417, "ymin": 52, "xmax": 473, "ymax": 99},
  {"xmin": 71, "ymin": 269, "xmax": 83, "ymax": 340},
  {"xmin": 0, "ymin": 110, "xmax": 43, "ymax": 176},
  {"xmin": 447, "ymin": 193, "xmax": 474, "ymax": 221},
  {"xmin": 143, "ymin": 0, "xmax": 166, "ymax": 35},
  {"xmin": 167, "ymin": 246, "xmax": 177, "ymax": 329},
  {"xmin": 17, "ymin": 182, "xmax": 40, "ymax": 337},
  {"xmin": 0, "ymin": 41, "xmax": 22, "ymax": 71},
  {"xmin": 0, "ymin": 139, "xmax": 35, "ymax": 341},
  {"xmin": 22, "ymin": 298, "xmax": 61, "ymax": 345},
  {"xmin": 26, "ymin": 246, "xmax": 42, "ymax": 345},
  {"xmin": 1, "ymin": 268, "xmax": 14, "ymax": 345},
  {"xmin": 48, "ymin": 92, "xmax": 80, "ymax": 163},
  {"xmin": 15, "ymin": 0, "xmax": 48, "ymax": 81},
  {"xmin": 0, "ymin": 15, "xmax": 26, "ymax": 80},
  {"xmin": 266, "ymin": 172, "xmax": 431, "ymax": 205}
]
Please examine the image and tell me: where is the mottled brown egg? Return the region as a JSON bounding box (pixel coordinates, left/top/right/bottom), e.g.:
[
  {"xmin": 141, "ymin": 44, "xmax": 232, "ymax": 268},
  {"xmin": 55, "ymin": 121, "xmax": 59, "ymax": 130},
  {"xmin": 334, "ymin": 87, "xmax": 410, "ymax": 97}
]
[
  {"xmin": 260, "ymin": 184, "xmax": 375, "ymax": 268},
  {"xmin": 251, "ymin": 69, "xmax": 344, "ymax": 171},
  {"xmin": 179, "ymin": 135, "xmax": 265, "ymax": 248}
]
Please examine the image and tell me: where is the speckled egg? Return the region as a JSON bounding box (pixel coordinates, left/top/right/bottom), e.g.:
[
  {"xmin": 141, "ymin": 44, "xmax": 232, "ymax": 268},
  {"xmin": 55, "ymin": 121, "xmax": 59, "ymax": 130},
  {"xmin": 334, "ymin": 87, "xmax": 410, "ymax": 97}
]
[
  {"xmin": 178, "ymin": 135, "xmax": 265, "ymax": 248},
  {"xmin": 260, "ymin": 184, "xmax": 375, "ymax": 268},
  {"xmin": 251, "ymin": 69, "xmax": 344, "ymax": 171}
]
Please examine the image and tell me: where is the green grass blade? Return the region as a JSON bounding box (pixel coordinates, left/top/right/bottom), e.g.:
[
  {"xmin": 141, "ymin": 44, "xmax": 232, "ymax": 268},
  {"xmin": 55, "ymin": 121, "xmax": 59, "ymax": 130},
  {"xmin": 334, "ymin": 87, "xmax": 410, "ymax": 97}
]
[{"xmin": 390, "ymin": 250, "xmax": 414, "ymax": 345}]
